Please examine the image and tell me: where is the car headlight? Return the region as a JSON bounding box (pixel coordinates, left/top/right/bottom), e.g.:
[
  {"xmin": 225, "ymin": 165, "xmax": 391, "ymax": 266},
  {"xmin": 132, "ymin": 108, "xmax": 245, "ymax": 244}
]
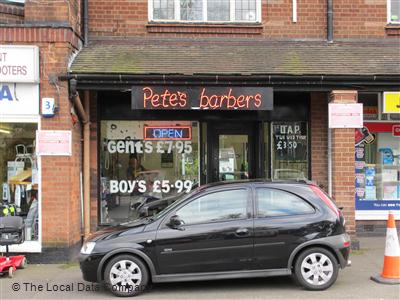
[{"xmin": 80, "ymin": 242, "xmax": 96, "ymax": 255}]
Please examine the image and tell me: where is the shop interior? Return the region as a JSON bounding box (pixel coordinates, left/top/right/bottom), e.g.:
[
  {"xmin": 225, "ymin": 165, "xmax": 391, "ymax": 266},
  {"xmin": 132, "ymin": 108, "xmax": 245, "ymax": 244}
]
[
  {"xmin": 97, "ymin": 91, "xmax": 310, "ymax": 225},
  {"xmin": 0, "ymin": 123, "xmax": 39, "ymax": 241}
]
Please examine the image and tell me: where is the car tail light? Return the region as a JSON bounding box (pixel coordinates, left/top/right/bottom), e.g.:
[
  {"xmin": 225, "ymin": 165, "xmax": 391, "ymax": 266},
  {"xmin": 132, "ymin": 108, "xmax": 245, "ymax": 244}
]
[{"xmin": 309, "ymin": 185, "xmax": 340, "ymax": 217}]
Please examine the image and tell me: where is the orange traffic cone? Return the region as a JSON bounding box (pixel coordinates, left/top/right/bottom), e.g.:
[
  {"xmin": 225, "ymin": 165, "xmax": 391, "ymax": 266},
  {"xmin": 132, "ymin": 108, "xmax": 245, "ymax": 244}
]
[{"xmin": 371, "ymin": 211, "xmax": 400, "ymax": 284}]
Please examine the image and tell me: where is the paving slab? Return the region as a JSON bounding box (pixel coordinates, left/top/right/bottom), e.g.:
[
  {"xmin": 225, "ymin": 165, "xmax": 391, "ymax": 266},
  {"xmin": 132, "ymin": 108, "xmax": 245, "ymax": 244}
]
[{"xmin": 1, "ymin": 237, "xmax": 399, "ymax": 300}]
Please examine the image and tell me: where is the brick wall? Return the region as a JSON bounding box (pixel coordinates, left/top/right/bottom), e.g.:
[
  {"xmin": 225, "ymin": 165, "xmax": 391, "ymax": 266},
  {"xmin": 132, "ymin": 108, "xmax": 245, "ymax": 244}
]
[
  {"xmin": 24, "ymin": 0, "xmax": 82, "ymax": 37},
  {"xmin": 330, "ymin": 90, "xmax": 357, "ymax": 235},
  {"xmin": 89, "ymin": 92, "xmax": 98, "ymax": 231},
  {"xmin": 310, "ymin": 92, "xmax": 328, "ymax": 191},
  {"xmin": 0, "ymin": 1, "xmax": 24, "ymax": 24},
  {"xmin": 1, "ymin": 24, "xmax": 82, "ymax": 249},
  {"xmin": 334, "ymin": 0, "xmax": 391, "ymax": 39},
  {"xmin": 88, "ymin": 0, "xmax": 397, "ymax": 39}
]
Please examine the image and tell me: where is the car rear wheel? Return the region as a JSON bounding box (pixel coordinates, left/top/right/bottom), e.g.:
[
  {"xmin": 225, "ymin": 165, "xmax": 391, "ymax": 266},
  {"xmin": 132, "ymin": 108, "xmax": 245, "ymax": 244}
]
[
  {"xmin": 294, "ymin": 247, "xmax": 339, "ymax": 291},
  {"xmin": 104, "ymin": 255, "xmax": 149, "ymax": 297}
]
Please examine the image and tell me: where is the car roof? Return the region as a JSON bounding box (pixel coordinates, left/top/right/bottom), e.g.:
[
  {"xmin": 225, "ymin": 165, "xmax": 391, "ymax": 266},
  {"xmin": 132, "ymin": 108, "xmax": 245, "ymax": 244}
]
[{"xmin": 197, "ymin": 179, "xmax": 314, "ymax": 192}]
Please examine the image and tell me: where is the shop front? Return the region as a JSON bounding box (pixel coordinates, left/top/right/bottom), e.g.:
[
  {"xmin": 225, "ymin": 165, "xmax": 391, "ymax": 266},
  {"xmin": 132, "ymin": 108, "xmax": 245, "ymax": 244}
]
[
  {"xmin": 97, "ymin": 88, "xmax": 310, "ymax": 225},
  {"xmin": 0, "ymin": 45, "xmax": 41, "ymax": 252},
  {"xmin": 355, "ymin": 92, "xmax": 400, "ymax": 227}
]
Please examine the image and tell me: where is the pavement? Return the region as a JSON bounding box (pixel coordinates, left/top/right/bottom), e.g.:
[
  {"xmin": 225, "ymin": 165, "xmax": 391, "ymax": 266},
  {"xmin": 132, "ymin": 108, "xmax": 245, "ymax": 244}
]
[{"xmin": 0, "ymin": 237, "xmax": 399, "ymax": 300}]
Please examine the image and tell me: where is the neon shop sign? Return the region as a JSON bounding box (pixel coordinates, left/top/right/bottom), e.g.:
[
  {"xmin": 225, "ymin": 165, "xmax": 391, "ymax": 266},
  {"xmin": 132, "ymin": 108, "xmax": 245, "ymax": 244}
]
[
  {"xmin": 144, "ymin": 126, "xmax": 192, "ymax": 141},
  {"xmin": 132, "ymin": 86, "xmax": 273, "ymax": 111}
]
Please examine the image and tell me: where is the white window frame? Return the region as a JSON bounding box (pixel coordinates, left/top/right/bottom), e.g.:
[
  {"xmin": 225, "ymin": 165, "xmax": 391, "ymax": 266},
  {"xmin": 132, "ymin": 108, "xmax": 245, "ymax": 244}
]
[
  {"xmin": 387, "ymin": 0, "xmax": 400, "ymax": 24},
  {"xmin": 0, "ymin": 116, "xmax": 42, "ymax": 253},
  {"xmin": 149, "ymin": 0, "xmax": 262, "ymax": 23}
]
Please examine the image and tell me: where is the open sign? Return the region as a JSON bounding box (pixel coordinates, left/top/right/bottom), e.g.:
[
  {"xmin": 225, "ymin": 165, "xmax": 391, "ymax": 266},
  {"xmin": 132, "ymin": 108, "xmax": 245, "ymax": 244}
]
[{"xmin": 144, "ymin": 126, "xmax": 192, "ymax": 140}]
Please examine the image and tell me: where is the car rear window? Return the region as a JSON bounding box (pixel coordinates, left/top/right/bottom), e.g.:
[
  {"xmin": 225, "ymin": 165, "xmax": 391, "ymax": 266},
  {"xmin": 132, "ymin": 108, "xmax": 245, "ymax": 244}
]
[{"xmin": 256, "ymin": 188, "xmax": 314, "ymax": 217}]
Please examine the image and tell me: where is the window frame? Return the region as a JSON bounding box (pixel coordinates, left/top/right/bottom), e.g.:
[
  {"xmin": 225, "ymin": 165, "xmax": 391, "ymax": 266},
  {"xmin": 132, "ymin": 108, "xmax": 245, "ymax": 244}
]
[
  {"xmin": 254, "ymin": 187, "xmax": 315, "ymax": 219},
  {"xmin": 163, "ymin": 187, "xmax": 252, "ymax": 227},
  {"xmin": 148, "ymin": 0, "xmax": 262, "ymax": 23},
  {"xmin": 387, "ymin": 0, "xmax": 400, "ymax": 24}
]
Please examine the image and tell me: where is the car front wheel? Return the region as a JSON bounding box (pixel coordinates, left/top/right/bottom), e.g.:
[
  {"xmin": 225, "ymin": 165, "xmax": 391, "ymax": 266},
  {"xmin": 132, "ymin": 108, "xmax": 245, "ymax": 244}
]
[
  {"xmin": 104, "ymin": 254, "xmax": 149, "ymax": 297},
  {"xmin": 294, "ymin": 247, "xmax": 339, "ymax": 291}
]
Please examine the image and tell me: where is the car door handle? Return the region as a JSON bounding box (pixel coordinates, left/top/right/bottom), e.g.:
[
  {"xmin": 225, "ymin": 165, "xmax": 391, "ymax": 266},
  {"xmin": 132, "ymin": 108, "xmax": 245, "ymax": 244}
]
[{"xmin": 235, "ymin": 228, "xmax": 249, "ymax": 236}]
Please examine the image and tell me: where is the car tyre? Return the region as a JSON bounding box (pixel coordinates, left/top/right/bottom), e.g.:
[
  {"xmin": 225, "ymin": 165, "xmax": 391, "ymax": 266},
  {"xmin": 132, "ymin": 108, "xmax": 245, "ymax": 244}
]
[
  {"xmin": 294, "ymin": 247, "xmax": 339, "ymax": 291},
  {"xmin": 104, "ymin": 254, "xmax": 149, "ymax": 297}
]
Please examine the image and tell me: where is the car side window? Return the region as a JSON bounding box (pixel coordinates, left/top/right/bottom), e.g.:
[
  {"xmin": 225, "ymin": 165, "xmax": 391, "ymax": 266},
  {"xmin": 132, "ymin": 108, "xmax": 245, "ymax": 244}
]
[
  {"xmin": 256, "ymin": 188, "xmax": 314, "ymax": 217},
  {"xmin": 175, "ymin": 189, "xmax": 248, "ymax": 225}
]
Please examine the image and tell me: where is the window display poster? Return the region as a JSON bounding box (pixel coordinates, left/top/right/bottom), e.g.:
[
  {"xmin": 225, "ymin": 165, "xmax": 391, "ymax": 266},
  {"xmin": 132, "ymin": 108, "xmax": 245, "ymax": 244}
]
[
  {"xmin": 355, "ymin": 134, "xmax": 400, "ymax": 212},
  {"xmin": 272, "ymin": 122, "xmax": 307, "ymax": 161},
  {"xmin": 36, "ymin": 130, "xmax": 72, "ymax": 156}
]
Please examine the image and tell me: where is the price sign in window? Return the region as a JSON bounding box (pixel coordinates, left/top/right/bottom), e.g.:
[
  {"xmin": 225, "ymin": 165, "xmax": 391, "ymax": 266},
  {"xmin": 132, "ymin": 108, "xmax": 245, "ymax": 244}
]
[
  {"xmin": 100, "ymin": 120, "xmax": 199, "ymax": 224},
  {"xmin": 271, "ymin": 122, "xmax": 308, "ymax": 181}
]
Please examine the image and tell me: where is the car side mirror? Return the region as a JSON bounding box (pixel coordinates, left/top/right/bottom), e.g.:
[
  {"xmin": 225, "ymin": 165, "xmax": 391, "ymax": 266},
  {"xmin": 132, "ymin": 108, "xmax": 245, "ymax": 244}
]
[{"xmin": 168, "ymin": 215, "xmax": 184, "ymax": 230}]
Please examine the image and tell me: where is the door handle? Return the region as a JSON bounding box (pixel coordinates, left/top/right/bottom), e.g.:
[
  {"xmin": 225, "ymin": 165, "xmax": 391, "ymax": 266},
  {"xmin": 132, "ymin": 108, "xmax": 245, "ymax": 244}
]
[{"xmin": 235, "ymin": 228, "xmax": 249, "ymax": 236}]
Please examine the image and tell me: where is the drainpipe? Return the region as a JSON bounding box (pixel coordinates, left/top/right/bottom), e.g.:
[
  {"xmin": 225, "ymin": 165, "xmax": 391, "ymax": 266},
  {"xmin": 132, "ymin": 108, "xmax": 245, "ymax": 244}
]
[
  {"xmin": 83, "ymin": 0, "xmax": 89, "ymax": 46},
  {"xmin": 328, "ymin": 125, "xmax": 333, "ymax": 197},
  {"xmin": 327, "ymin": 0, "xmax": 333, "ymax": 43},
  {"xmin": 83, "ymin": 91, "xmax": 91, "ymax": 238},
  {"xmin": 69, "ymin": 80, "xmax": 90, "ymax": 239}
]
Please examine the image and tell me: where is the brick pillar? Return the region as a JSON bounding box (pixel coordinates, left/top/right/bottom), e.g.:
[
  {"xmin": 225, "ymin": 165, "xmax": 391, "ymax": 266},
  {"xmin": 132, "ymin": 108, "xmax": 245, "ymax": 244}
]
[
  {"xmin": 310, "ymin": 92, "xmax": 328, "ymax": 191},
  {"xmin": 330, "ymin": 90, "xmax": 357, "ymax": 236}
]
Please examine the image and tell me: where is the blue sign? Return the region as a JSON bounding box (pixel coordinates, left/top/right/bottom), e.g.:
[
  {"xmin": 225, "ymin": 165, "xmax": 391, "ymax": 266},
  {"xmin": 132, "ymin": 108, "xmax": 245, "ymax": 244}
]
[
  {"xmin": 0, "ymin": 85, "xmax": 13, "ymax": 101},
  {"xmin": 144, "ymin": 126, "xmax": 192, "ymax": 140},
  {"xmin": 356, "ymin": 200, "xmax": 400, "ymax": 210}
]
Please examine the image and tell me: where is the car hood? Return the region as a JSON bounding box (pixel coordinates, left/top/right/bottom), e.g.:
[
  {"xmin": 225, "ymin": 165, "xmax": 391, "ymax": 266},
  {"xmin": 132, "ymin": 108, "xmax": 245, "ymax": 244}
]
[{"xmin": 86, "ymin": 218, "xmax": 150, "ymax": 242}]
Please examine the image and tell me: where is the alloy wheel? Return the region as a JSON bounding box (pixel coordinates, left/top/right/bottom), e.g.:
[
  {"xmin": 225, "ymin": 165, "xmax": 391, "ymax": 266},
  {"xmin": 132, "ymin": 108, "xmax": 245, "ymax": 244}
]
[{"xmin": 300, "ymin": 252, "xmax": 334, "ymax": 286}]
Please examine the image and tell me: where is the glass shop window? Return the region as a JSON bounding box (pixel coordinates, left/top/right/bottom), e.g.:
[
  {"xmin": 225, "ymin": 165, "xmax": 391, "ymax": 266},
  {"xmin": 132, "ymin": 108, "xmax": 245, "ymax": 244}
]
[
  {"xmin": 359, "ymin": 92, "xmax": 400, "ymax": 121},
  {"xmin": 355, "ymin": 132, "xmax": 400, "ymax": 203},
  {"xmin": 100, "ymin": 120, "xmax": 200, "ymax": 224},
  {"xmin": 0, "ymin": 123, "xmax": 39, "ymax": 241},
  {"xmin": 271, "ymin": 122, "xmax": 309, "ymax": 181}
]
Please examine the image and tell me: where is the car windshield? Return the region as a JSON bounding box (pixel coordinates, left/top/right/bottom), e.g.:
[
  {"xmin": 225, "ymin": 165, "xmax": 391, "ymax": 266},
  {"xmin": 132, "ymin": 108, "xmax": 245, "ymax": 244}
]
[{"xmin": 152, "ymin": 188, "xmax": 199, "ymax": 220}]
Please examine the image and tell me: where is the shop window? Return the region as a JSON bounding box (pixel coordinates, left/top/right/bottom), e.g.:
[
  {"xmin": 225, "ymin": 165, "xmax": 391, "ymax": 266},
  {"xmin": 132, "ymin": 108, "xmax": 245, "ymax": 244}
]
[
  {"xmin": 359, "ymin": 92, "xmax": 400, "ymax": 121},
  {"xmin": 0, "ymin": 123, "xmax": 39, "ymax": 241},
  {"xmin": 100, "ymin": 120, "xmax": 200, "ymax": 224},
  {"xmin": 388, "ymin": 0, "xmax": 400, "ymax": 24},
  {"xmin": 355, "ymin": 129, "xmax": 400, "ymax": 209},
  {"xmin": 149, "ymin": 0, "xmax": 261, "ymax": 22},
  {"xmin": 270, "ymin": 122, "xmax": 309, "ymax": 181}
]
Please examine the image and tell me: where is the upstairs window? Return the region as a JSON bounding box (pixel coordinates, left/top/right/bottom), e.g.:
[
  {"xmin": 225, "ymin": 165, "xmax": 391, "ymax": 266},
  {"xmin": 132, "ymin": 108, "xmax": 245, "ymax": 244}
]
[
  {"xmin": 149, "ymin": 0, "xmax": 261, "ymax": 23},
  {"xmin": 388, "ymin": 0, "xmax": 400, "ymax": 24}
]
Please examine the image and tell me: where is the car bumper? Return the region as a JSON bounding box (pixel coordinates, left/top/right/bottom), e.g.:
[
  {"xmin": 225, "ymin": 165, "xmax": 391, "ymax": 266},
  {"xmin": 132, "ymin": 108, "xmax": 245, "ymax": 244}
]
[
  {"xmin": 335, "ymin": 233, "xmax": 351, "ymax": 269},
  {"xmin": 79, "ymin": 254, "xmax": 103, "ymax": 283}
]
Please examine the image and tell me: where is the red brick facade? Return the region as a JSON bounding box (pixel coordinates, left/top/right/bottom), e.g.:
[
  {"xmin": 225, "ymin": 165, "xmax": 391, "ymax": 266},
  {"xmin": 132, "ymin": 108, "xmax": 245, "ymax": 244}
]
[
  {"xmin": 310, "ymin": 92, "xmax": 328, "ymax": 191},
  {"xmin": 0, "ymin": 2, "xmax": 24, "ymax": 24},
  {"xmin": 1, "ymin": 1, "xmax": 83, "ymax": 253},
  {"xmin": 1, "ymin": 0, "xmax": 399, "ymax": 257},
  {"xmin": 330, "ymin": 90, "xmax": 358, "ymax": 235},
  {"xmin": 88, "ymin": 0, "xmax": 398, "ymax": 38}
]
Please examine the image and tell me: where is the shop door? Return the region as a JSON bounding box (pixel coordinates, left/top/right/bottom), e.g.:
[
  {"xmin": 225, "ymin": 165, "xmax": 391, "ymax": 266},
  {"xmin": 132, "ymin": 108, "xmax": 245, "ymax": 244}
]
[{"xmin": 208, "ymin": 123, "xmax": 256, "ymax": 183}]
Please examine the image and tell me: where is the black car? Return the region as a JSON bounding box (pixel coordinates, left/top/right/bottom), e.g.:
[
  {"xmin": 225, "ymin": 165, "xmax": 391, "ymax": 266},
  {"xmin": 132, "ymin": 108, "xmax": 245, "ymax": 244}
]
[
  {"xmin": 79, "ymin": 180, "xmax": 351, "ymax": 297},
  {"xmin": 137, "ymin": 194, "xmax": 181, "ymax": 218}
]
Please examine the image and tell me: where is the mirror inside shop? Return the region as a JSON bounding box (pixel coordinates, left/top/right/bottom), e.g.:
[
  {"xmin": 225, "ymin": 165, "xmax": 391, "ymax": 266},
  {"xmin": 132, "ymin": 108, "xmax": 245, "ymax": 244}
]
[
  {"xmin": 100, "ymin": 121, "xmax": 200, "ymax": 224},
  {"xmin": 0, "ymin": 123, "xmax": 39, "ymax": 241}
]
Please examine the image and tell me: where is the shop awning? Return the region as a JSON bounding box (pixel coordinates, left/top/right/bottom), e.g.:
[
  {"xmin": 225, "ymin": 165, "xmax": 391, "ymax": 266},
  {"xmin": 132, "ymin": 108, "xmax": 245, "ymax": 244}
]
[{"xmin": 68, "ymin": 38, "xmax": 400, "ymax": 89}]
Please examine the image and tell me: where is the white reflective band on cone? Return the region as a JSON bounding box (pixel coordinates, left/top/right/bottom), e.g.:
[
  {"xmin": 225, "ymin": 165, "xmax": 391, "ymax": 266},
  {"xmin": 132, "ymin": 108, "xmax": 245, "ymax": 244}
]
[{"xmin": 385, "ymin": 228, "xmax": 400, "ymax": 257}]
